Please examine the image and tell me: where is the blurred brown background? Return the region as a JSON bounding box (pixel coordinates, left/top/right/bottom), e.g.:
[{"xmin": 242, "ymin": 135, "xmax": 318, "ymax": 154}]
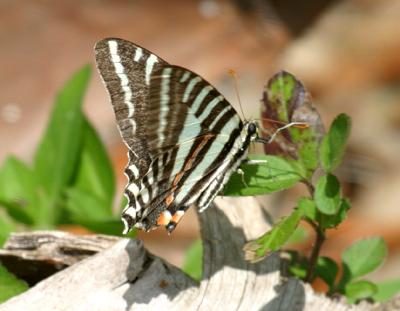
[{"xmin": 1, "ymin": 0, "xmax": 400, "ymax": 288}]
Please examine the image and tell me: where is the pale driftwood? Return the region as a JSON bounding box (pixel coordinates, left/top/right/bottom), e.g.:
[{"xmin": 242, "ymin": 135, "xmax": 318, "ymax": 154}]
[
  {"xmin": 0, "ymin": 197, "xmax": 376, "ymax": 311},
  {"xmin": 0, "ymin": 231, "xmax": 119, "ymax": 285}
]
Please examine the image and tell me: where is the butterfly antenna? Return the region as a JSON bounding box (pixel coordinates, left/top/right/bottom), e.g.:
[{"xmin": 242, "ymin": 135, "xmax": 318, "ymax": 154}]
[
  {"xmin": 229, "ymin": 69, "xmax": 245, "ymax": 120},
  {"xmin": 256, "ymin": 119, "xmax": 309, "ymax": 144}
]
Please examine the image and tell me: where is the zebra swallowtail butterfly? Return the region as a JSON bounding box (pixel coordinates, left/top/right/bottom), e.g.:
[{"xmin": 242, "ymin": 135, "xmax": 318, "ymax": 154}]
[{"xmin": 95, "ymin": 38, "xmax": 262, "ymax": 234}]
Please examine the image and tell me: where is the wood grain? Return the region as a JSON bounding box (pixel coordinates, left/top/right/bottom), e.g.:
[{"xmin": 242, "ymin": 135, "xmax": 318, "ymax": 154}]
[{"xmin": 0, "ymin": 197, "xmax": 376, "ymax": 310}]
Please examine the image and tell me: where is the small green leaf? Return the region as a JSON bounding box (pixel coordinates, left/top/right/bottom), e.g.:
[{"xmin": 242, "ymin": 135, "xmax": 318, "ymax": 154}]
[
  {"xmin": 345, "ymin": 280, "xmax": 377, "ymax": 303},
  {"xmin": 373, "ymin": 279, "xmax": 400, "ymax": 302},
  {"xmin": 342, "ymin": 237, "xmax": 387, "ymax": 279},
  {"xmin": 0, "ymin": 263, "xmax": 28, "ymax": 303},
  {"xmin": 298, "ymin": 197, "xmax": 317, "ymax": 220},
  {"xmin": 34, "ymin": 65, "xmax": 91, "ymax": 224},
  {"xmin": 286, "ymin": 251, "xmax": 308, "ymax": 279},
  {"xmin": 320, "ymin": 113, "xmax": 352, "ymax": 172},
  {"xmin": 223, "ymin": 155, "xmax": 303, "ymax": 196},
  {"xmin": 0, "ymin": 156, "xmax": 41, "ymax": 225},
  {"xmin": 72, "ymin": 117, "xmax": 115, "ymax": 208},
  {"xmin": 182, "ymin": 239, "xmax": 203, "ymax": 281},
  {"xmin": 321, "ymin": 198, "xmax": 351, "ymax": 229},
  {"xmin": 314, "ymin": 174, "xmax": 341, "ymax": 215},
  {"xmin": 315, "ymin": 257, "xmax": 339, "ymax": 291},
  {"xmin": 243, "ymin": 208, "xmax": 304, "ymax": 262}
]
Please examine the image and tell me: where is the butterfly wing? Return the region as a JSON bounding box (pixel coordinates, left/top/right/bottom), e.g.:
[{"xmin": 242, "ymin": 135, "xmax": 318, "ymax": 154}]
[
  {"xmin": 95, "ymin": 38, "xmax": 247, "ymax": 233},
  {"xmin": 95, "ymin": 38, "xmax": 167, "ymax": 178}
]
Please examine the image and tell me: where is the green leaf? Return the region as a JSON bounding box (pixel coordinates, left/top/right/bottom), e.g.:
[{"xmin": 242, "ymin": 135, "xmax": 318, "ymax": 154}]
[
  {"xmin": 320, "ymin": 113, "xmax": 351, "ymax": 172},
  {"xmin": 243, "ymin": 208, "xmax": 304, "ymax": 262},
  {"xmin": 320, "ymin": 198, "xmax": 351, "ymax": 229},
  {"xmin": 182, "ymin": 239, "xmax": 203, "ymax": 281},
  {"xmin": 262, "ymin": 71, "xmax": 325, "ymax": 177},
  {"xmin": 0, "ymin": 215, "xmax": 15, "ymax": 247},
  {"xmin": 373, "ymin": 279, "xmax": 400, "ymax": 302},
  {"xmin": 65, "ymin": 188, "xmax": 113, "ymax": 220},
  {"xmin": 298, "ymin": 197, "xmax": 317, "ymax": 220},
  {"xmin": 0, "ymin": 156, "xmax": 41, "ymax": 225},
  {"xmin": 0, "ymin": 263, "xmax": 28, "ymax": 303},
  {"xmin": 314, "ymin": 174, "xmax": 341, "ymax": 215},
  {"xmin": 72, "ymin": 117, "xmax": 115, "ymax": 208},
  {"xmin": 34, "ymin": 65, "xmax": 91, "ymax": 224},
  {"xmin": 345, "ymin": 280, "xmax": 377, "ymax": 303},
  {"xmin": 315, "ymin": 257, "xmax": 339, "ymax": 291},
  {"xmin": 285, "ymin": 225, "xmax": 309, "ymax": 245},
  {"xmin": 341, "ymin": 237, "xmax": 387, "ymax": 280},
  {"xmin": 223, "ymin": 155, "xmax": 303, "ymax": 196},
  {"xmin": 289, "ymin": 264, "xmax": 308, "ymax": 279},
  {"xmin": 64, "ymin": 189, "xmax": 129, "ymax": 236}
]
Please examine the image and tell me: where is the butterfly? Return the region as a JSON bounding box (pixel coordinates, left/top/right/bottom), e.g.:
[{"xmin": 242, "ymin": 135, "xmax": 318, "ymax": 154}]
[{"xmin": 95, "ymin": 38, "xmax": 265, "ymax": 234}]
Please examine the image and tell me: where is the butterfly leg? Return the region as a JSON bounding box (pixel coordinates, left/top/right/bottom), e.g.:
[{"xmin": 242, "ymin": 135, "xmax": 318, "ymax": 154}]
[
  {"xmin": 242, "ymin": 159, "xmax": 268, "ymax": 165},
  {"xmin": 236, "ymin": 167, "xmax": 248, "ymax": 187}
]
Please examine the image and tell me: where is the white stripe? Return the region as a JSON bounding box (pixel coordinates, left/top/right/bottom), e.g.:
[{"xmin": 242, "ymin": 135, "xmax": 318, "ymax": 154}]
[
  {"xmin": 199, "ymin": 180, "xmax": 218, "ymax": 207},
  {"xmin": 135, "ymin": 200, "xmax": 142, "ymax": 212},
  {"xmin": 145, "ymin": 54, "xmax": 158, "ymax": 85},
  {"xmin": 134, "ymin": 47, "xmax": 143, "ymax": 61},
  {"xmin": 157, "ymin": 68, "xmax": 172, "ymax": 146},
  {"xmin": 209, "ymin": 106, "xmax": 232, "ymax": 129},
  {"xmin": 128, "ymin": 164, "xmax": 139, "ymax": 179},
  {"xmin": 197, "ymin": 95, "xmax": 224, "ymax": 123},
  {"xmin": 183, "ymin": 77, "xmax": 201, "ymax": 102},
  {"xmin": 121, "ymin": 217, "xmax": 130, "ymax": 234},
  {"xmin": 175, "ymin": 113, "xmax": 241, "ymax": 204},
  {"xmin": 127, "ymin": 183, "xmax": 140, "ymax": 196},
  {"xmin": 191, "ymin": 85, "xmax": 214, "ymax": 115},
  {"xmin": 123, "ymin": 207, "xmax": 136, "ymax": 219},
  {"xmin": 140, "ymin": 188, "xmax": 150, "ymax": 204},
  {"xmin": 108, "ymin": 40, "xmax": 135, "ymax": 119},
  {"xmin": 199, "ymin": 132, "xmax": 249, "ymax": 210},
  {"xmin": 180, "ymin": 71, "xmax": 191, "ymax": 83}
]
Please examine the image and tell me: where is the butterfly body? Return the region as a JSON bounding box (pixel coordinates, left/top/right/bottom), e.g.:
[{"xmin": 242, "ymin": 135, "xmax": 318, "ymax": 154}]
[{"xmin": 95, "ymin": 38, "xmax": 259, "ymax": 233}]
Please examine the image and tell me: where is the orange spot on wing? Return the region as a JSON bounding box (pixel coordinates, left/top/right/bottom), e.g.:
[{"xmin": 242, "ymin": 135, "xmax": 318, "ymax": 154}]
[
  {"xmin": 166, "ymin": 193, "xmax": 174, "ymax": 206},
  {"xmin": 157, "ymin": 211, "xmax": 172, "ymax": 226},
  {"xmin": 171, "ymin": 211, "xmax": 185, "ymax": 224}
]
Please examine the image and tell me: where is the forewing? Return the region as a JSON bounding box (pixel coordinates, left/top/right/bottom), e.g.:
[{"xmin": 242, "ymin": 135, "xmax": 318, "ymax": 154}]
[{"xmin": 95, "ymin": 38, "xmax": 168, "ymax": 179}]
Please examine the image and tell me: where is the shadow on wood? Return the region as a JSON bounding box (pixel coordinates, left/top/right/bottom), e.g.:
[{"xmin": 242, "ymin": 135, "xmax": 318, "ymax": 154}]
[{"xmin": 0, "ymin": 197, "xmax": 375, "ymax": 310}]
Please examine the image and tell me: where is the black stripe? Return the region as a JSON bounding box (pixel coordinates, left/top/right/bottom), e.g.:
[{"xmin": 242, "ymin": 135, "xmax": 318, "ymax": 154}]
[
  {"xmin": 193, "ymin": 88, "xmax": 222, "ymax": 117},
  {"xmin": 175, "ymin": 115, "xmax": 243, "ymax": 206}
]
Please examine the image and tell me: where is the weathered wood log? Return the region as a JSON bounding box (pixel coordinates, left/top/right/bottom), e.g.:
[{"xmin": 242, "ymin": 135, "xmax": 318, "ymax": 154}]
[
  {"xmin": 0, "ymin": 231, "xmax": 119, "ymax": 285},
  {"xmin": 0, "ymin": 197, "xmax": 377, "ymax": 310}
]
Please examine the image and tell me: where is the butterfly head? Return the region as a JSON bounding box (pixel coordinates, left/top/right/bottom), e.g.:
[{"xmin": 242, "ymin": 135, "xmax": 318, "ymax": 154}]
[{"xmin": 244, "ymin": 121, "xmax": 260, "ymax": 142}]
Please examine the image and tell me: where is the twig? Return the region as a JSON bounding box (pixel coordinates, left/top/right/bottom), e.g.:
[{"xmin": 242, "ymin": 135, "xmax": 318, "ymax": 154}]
[{"xmin": 302, "ymin": 179, "xmax": 326, "ymax": 283}]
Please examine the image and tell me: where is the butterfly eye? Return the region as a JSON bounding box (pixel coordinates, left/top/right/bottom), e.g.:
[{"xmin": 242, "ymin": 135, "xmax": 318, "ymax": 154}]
[{"xmin": 248, "ymin": 123, "xmax": 257, "ymax": 135}]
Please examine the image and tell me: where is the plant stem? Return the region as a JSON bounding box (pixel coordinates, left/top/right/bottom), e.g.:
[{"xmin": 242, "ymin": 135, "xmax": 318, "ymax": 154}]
[
  {"xmin": 303, "ymin": 179, "xmax": 326, "ymax": 283},
  {"xmin": 305, "ymin": 223, "xmax": 325, "ymax": 282}
]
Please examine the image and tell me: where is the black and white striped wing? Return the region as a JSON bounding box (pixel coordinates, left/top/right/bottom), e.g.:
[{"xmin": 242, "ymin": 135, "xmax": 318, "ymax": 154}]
[{"xmin": 95, "ymin": 38, "xmax": 246, "ymax": 233}]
